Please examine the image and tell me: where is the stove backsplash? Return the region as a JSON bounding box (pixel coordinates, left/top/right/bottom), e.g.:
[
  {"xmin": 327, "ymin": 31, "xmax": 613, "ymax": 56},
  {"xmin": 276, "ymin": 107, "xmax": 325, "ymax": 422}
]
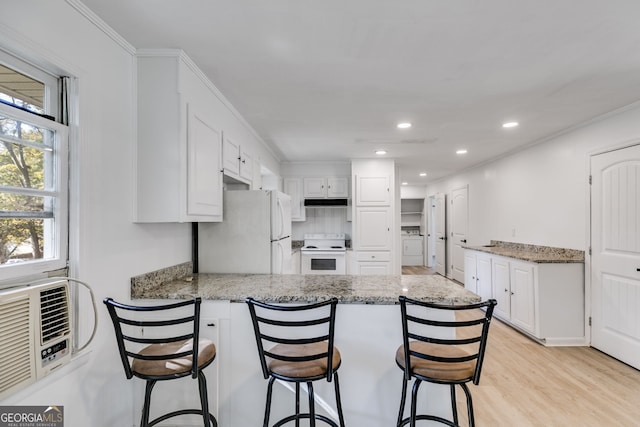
[{"xmin": 291, "ymin": 207, "xmax": 351, "ymax": 241}]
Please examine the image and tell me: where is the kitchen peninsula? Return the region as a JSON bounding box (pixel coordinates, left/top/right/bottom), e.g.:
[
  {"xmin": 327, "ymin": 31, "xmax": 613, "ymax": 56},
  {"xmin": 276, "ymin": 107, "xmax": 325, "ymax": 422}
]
[{"xmin": 130, "ymin": 265, "xmax": 480, "ymax": 427}]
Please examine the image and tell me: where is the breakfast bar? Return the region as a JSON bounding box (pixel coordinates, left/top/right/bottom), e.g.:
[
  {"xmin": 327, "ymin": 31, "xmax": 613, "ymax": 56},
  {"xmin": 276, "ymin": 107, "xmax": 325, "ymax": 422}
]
[{"xmin": 131, "ymin": 268, "xmax": 480, "ymax": 427}]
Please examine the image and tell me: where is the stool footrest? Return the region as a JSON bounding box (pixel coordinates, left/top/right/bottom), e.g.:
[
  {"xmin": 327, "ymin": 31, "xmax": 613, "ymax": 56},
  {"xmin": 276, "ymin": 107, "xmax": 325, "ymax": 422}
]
[
  {"xmin": 398, "ymin": 414, "xmax": 458, "ymax": 427},
  {"xmin": 273, "ymin": 413, "xmax": 339, "ymax": 427},
  {"xmin": 149, "ymin": 409, "xmax": 217, "ymax": 427}
]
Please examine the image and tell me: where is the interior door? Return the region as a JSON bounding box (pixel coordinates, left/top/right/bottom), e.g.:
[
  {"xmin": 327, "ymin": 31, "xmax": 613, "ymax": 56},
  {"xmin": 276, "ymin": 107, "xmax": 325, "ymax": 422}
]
[
  {"xmin": 450, "ymin": 186, "xmax": 469, "ymax": 283},
  {"xmin": 591, "ymin": 144, "xmax": 640, "ymax": 369},
  {"xmin": 434, "ymin": 193, "xmax": 446, "ymax": 276}
]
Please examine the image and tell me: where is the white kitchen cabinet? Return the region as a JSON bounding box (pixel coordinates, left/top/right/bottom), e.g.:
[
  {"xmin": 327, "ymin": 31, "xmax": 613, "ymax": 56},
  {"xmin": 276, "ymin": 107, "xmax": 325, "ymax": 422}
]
[
  {"xmin": 355, "ymin": 207, "xmax": 392, "ymax": 250},
  {"xmin": 351, "ymin": 159, "xmax": 396, "ymax": 275},
  {"xmin": 466, "ymin": 248, "xmax": 585, "ymax": 345},
  {"xmin": 355, "ymin": 251, "xmax": 391, "ymax": 275},
  {"xmin": 491, "ymin": 257, "xmax": 511, "ymax": 320},
  {"xmin": 303, "ymin": 177, "xmax": 349, "ymax": 198},
  {"xmin": 283, "ymin": 177, "xmax": 305, "ymax": 221},
  {"xmin": 463, "ymin": 250, "xmax": 492, "ymax": 301},
  {"xmin": 355, "ymin": 175, "xmax": 391, "ymax": 206},
  {"xmin": 291, "ymin": 249, "xmax": 301, "ymax": 274},
  {"xmin": 509, "ymin": 261, "xmax": 536, "ymax": 335},
  {"xmin": 222, "ymin": 135, "xmax": 253, "ymax": 184},
  {"xmin": 135, "ymin": 51, "xmax": 223, "ymax": 222}
]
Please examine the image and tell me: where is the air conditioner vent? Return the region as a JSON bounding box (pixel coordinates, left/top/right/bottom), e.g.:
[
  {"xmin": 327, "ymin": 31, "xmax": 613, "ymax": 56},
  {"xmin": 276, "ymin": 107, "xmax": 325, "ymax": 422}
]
[
  {"xmin": 39, "ymin": 285, "xmax": 70, "ymax": 345},
  {"xmin": 0, "ymin": 296, "xmax": 33, "ymax": 396}
]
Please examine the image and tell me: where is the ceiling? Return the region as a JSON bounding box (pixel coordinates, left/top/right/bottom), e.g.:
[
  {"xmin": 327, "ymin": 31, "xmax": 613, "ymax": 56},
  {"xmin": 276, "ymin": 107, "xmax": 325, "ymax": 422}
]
[{"xmin": 81, "ymin": 0, "xmax": 640, "ymax": 185}]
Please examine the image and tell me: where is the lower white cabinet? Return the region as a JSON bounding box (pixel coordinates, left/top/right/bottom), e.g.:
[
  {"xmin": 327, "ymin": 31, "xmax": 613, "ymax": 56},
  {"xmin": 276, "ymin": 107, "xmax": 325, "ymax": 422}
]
[
  {"xmin": 291, "ymin": 250, "xmax": 301, "ymax": 274},
  {"xmin": 354, "ymin": 251, "xmax": 391, "ymax": 275},
  {"xmin": 464, "ymin": 251, "xmax": 492, "ymax": 301},
  {"xmin": 465, "ymin": 250, "xmax": 585, "ymax": 345}
]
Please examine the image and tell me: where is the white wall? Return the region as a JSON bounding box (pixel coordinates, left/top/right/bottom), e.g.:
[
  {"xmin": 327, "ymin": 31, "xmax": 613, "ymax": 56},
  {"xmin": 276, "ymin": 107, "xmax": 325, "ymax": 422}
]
[
  {"xmin": 426, "ymin": 102, "xmax": 640, "ymax": 251},
  {"xmin": 0, "ymin": 2, "xmax": 276, "ymax": 426}
]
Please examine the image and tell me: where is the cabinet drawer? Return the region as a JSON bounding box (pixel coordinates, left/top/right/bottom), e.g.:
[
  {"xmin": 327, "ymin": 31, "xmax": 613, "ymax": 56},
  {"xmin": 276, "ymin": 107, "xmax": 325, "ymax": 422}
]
[{"xmin": 356, "ymin": 251, "xmax": 391, "ymax": 262}]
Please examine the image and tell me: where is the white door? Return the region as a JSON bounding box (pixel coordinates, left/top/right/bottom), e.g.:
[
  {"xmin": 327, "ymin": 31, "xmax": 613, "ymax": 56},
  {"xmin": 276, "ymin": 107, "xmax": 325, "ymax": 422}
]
[
  {"xmin": 434, "ymin": 193, "xmax": 446, "ymax": 276},
  {"xmin": 450, "ymin": 186, "xmax": 468, "ymax": 283},
  {"xmin": 591, "ymin": 144, "xmax": 640, "ymax": 369}
]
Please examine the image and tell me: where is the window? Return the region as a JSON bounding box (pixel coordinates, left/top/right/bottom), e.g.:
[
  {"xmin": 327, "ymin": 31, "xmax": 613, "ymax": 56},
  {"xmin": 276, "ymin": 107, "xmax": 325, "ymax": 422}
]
[{"xmin": 0, "ymin": 52, "xmax": 68, "ymax": 282}]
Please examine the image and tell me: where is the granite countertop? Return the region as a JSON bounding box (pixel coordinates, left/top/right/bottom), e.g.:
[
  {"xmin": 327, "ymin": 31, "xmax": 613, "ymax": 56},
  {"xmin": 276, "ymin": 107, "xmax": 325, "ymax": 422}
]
[
  {"xmin": 132, "ymin": 269, "xmax": 480, "ymax": 305},
  {"xmin": 462, "ymin": 240, "xmax": 584, "ymax": 263}
]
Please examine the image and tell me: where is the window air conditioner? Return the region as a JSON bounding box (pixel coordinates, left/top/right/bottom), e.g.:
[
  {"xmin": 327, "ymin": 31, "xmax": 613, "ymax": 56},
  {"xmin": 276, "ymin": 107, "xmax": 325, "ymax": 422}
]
[{"xmin": 0, "ymin": 280, "xmax": 72, "ymax": 400}]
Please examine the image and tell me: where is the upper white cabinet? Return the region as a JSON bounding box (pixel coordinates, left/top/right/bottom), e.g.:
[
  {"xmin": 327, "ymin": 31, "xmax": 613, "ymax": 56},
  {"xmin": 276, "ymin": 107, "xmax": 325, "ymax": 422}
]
[
  {"xmin": 283, "ymin": 177, "xmax": 305, "ymax": 222},
  {"xmin": 223, "ymin": 135, "xmax": 253, "ymax": 184},
  {"xmin": 303, "ymin": 177, "xmax": 349, "ymax": 198},
  {"xmin": 135, "ymin": 51, "xmax": 223, "ymax": 222},
  {"xmin": 355, "ymin": 175, "xmax": 391, "ymax": 206}
]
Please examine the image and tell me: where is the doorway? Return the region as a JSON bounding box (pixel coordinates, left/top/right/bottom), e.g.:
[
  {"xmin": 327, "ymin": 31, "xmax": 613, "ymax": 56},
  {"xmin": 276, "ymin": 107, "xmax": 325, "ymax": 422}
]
[{"xmin": 590, "ymin": 143, "xmax": 640, "ymax": 369}]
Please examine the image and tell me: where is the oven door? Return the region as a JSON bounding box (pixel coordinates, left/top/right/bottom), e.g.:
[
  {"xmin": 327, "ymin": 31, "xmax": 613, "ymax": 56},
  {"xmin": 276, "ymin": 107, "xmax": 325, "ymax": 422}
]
[{"xmin": 301, "ymin": 251, "xmax": 346, "ymax": 275}]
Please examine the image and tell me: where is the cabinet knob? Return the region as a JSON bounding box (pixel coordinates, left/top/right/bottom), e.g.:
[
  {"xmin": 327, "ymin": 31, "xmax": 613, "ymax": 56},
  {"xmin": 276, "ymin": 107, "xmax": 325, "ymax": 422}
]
[
  {"xmin": 207, "ymin": 322, "xmax": 216, "ymax": 327},
  {"xmin": 371, "ymin": 255, "xmax": 376, "ymax": 259},
  {"xmin": 510, "ymin": 291, "xmax": 514, "ymax": 295},
  {"xmin": 504, "ymin": 288, "xmax": 508, "ymax": 293}
]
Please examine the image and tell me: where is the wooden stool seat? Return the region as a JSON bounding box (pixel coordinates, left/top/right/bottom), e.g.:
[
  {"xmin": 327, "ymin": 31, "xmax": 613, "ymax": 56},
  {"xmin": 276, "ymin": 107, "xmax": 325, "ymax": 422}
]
[
  {"xmin": 268, "ymin": 343, "xmax": 342, "ymax": 379},
  {"xmin": 395, "ymin": 342, "xmax": 475, "ymax": 382},
  {"xmin": 133, "ymin": 339, "xmax": 217, "ymax": 377}
]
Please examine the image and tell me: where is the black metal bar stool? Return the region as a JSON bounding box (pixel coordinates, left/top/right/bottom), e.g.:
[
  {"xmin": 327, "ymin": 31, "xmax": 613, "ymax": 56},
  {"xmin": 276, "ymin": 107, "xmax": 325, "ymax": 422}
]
[
  {"xmin": 246, "ymin": 297, "xmax": 346, "ymax": 427},
  {"xmin": 104, "ymin": 297, "xmax": 218, "ymax": 427},
  {"xmin": 395, "ymin": 296, "xmax": 497, "ymax": 427}
]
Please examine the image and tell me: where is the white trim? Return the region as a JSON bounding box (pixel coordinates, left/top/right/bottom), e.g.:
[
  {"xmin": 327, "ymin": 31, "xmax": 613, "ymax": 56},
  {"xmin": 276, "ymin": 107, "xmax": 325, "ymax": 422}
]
[
  {"xmin": 0, "ymin": 103, "xmax": 68, "ymax": 282},
  {"xmin": 65, "ymin": 0, "xmax": 136, "ymax": 55}
]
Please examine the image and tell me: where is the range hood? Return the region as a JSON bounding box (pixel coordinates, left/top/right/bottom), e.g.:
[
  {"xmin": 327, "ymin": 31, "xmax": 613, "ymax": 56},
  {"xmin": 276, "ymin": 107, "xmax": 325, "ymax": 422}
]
[{"xmin": 304, "ymin": 198, "xmax": 348, "ymax": 207}]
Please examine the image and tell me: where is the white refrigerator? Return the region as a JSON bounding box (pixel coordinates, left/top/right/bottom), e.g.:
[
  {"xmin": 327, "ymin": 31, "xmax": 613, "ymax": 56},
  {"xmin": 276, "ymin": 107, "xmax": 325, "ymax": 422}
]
[{"xmin": 198, "ymin": 190, "xmax": 292, "ymax": 274}]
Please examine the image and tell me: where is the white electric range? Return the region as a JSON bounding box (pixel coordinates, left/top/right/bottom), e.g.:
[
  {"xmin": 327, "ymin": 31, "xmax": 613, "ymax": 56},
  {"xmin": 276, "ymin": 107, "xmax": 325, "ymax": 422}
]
[{"xmin": 300, "ymin": 233, "xmax": 347, "ymax": 275}]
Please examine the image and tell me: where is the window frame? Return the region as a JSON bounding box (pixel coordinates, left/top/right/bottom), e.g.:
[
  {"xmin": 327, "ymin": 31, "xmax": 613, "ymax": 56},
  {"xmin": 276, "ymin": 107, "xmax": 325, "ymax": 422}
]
[{"xmin": 0, "ymin": 59, "xmax": 68, "ymax": 284}]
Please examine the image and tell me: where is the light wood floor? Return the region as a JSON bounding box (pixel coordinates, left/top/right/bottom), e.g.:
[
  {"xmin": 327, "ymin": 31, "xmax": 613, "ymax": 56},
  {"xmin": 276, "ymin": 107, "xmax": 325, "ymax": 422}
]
[
  {"xmin": 402, "ymin": 265, "xmax": 436, "ymax": 275},
  {"xmin": 451, "ymin": 316, "xmax": 640, "ymax": 426}
]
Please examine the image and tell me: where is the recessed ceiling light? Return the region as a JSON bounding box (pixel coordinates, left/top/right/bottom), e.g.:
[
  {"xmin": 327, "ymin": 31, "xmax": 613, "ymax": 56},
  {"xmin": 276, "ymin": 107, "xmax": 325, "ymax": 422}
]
[
  {"xmin": 419, "ymin": 172, "xmax": 427, "ymax": 177},
  {"xmin": 456, "ymin": 149, "xmax": 468, "ymax": 155},
  {"xmin": 375, "ymin": 150, "xmax": 387, "ymax": 155},
  {"xmin": 397, "ymin": 122, "xmax": 412, "ymax": 129},
  {"xmin": 402, "ymin": 182, "xmax": 408, "ymax": 185},
  {"xmin": 502, "ymin": 121, "xmax": 519, "ymax": 128}
]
